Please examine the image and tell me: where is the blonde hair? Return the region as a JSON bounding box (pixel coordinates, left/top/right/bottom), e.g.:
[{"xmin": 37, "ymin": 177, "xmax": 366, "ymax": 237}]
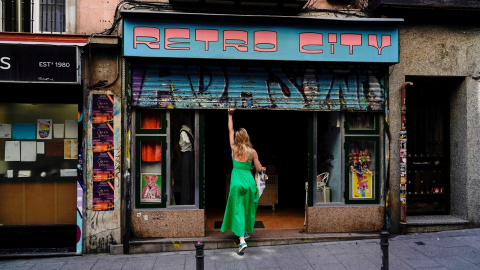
[{"xmin": 234, "ymin": 128, "xmax": 253, "ymax": 160}]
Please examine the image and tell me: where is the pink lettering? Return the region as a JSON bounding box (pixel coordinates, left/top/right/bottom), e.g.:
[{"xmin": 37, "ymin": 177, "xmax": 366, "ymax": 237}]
[
  {"xmin": 165, "ymin": 28, "xmax": 190, "ymax": 50},
  {"xmin": 223, "ymin": 30, "xmax": 248, "ymax": 52},
  {"xmin": 254, "ymin": 31, "xmax": 277, "ymax": 52},
  {"xmin": 299, "ymin": 33, "xmax": 323, "ymax": 53},
  {"xmin": 134, "ymin": 27, "xmax": 160, "ymax": 49},
  {"xmin": 328, "ymin": 33, "xmax": 337, "ymax": 54},
  {"xmin": 368, "ymin": 35, "xmax": 391, "ymax": 55},
  {"xmin": 340, "ymin": 34, "xmax": 362, "ymax": 54},
  {"xmin": 195, "ymin": 29, "xmax": 219, "ymax": 51}
]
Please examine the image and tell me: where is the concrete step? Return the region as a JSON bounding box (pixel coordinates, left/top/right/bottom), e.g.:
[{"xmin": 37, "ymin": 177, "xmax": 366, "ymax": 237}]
[
  {"xmin": 127, "ymin": 228, "xmax": 380, "ymax": 254},
  {"xmin": 407, "ymin": 215, "xmax": 470, "ymax": 233}
]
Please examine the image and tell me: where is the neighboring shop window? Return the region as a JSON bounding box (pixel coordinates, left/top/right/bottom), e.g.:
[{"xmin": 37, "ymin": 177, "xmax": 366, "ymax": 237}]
[
  {"xmin": 344, "ymin": 113, "xmax": 380, "ymax": 204},
  {"xmin": 135, "ymin": 109, "xmax": 167, "ymax": 208},
  {"xmin": 170, "ymin": 110, "xmax": 196, "ymax": 206},
  {"xmin": 0, "ymin": 103, "xmax": 78, "ymax": 225},
  {"xmin": 316, "ymin": 112, "xmax": 342, "ymax": 203}
]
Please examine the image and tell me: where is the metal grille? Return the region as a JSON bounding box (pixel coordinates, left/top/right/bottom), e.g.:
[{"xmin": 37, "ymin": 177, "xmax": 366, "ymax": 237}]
[
  {"xmin": 40, "ymin": 0, "xmax": 64, "ymax": 33},
  {"xmin": 1, "ymin": 0, "xmax": 65, "ymax": 33}
]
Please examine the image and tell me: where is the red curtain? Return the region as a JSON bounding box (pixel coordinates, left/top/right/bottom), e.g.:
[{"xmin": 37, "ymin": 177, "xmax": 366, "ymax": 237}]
[
  {"xmin": 141, "ymin": 110, "xmax": 161, "ymax": 129},
  {"xmin": 142, "ymin": 141, "xmax": 162, "ymax": 162}
]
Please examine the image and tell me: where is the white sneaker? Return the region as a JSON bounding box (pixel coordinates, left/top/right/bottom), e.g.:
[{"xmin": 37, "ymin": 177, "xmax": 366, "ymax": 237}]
[{"xmin": 244, "ymin": 232, "xmax": 250, "ymax": 239}]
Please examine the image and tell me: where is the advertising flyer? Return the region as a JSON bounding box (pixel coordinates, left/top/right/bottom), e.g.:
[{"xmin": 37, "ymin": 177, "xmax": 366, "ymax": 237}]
[
  {"xmin": 92, "ymin": 152, "xmax": 114, "ymax": 182},
  {"xmin": 92, "ymin": 181, "xmax": 114, "ymax": 211}
]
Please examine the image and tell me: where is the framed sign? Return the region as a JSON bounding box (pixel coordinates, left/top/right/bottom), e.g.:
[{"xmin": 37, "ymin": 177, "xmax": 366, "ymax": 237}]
[
  {"xmin": 140, "ymin": 173, "xmax": 162, "ymax": 203},
  {"xmin": 345, "ymin": 136, "xmax": 379, "ymax": 204}
]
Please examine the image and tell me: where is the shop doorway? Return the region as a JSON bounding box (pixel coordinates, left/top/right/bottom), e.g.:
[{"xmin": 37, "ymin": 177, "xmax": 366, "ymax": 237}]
[
  {"xmin": 406, "ymin": 78, "xmax": 454, "ymax": 215},
  {"xmin": 204, "ymin": 110, "xmax": 310, "ymax": 232}
]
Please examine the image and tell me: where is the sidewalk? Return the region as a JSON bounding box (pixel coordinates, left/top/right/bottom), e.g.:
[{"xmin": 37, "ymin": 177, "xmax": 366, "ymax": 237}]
[{"xmin": 0, "ymin": 228, "xmax": 479, "ymax": 270}]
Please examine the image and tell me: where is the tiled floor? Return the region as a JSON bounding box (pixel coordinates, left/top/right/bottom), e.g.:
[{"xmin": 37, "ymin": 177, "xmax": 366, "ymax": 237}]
[{"xmin": 206, "ymin": 205, "xmax": 305, "ymax": 231}]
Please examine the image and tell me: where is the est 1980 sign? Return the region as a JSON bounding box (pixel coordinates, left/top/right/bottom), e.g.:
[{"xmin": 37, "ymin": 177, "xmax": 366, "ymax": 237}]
[{"xmin": 0, "ymin": 44, "xmax": 79, "ymax": 83}]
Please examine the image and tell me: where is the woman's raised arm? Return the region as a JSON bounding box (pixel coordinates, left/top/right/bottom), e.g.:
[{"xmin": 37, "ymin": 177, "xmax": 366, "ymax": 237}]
[{"xmin": 228, "ymin": 109, "xmax": 235, "ymax": 148}]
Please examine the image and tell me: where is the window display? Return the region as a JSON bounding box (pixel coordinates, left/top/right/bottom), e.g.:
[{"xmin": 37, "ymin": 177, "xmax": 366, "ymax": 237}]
[
  {"xmin": 135, "ymin": 137, "xmax": 166, "ymax": 208},
  {"xmin": 135, "ymin": 109, "xmax": 167, "ymax": 208},
  {"xmin": 0, "ymin": 103, "xmax": 78, "ymax": 225},
  {"xmin": 345, "ymin": 138, "xmax": 379, "ymax": 203},
  {"xmin": 315, "ymin": 112, "xmax": 341, "ymax": 203}
]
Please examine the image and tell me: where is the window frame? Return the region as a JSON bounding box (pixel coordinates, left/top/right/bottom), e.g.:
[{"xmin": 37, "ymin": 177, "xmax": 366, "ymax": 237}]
[
  {"xmin": 134, "ymin": 135, "xmax": 167, "ymax": 209},
  {"xmin": 0, "ymin": 0, "xmax": 73, "ymax": 33},
  {"xmin": 135, "ymin": 109, "xmax": 167, "ymax": 135},
  {"xmin": 344, "ymin": 113, "xmax": 380, "ymax": 135}
]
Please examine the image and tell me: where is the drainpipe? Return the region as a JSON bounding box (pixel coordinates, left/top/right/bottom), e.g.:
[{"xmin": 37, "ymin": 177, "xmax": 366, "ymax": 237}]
[{"xmin": 399, "ymin": 82, "xmax": 413, "ymax": 235}]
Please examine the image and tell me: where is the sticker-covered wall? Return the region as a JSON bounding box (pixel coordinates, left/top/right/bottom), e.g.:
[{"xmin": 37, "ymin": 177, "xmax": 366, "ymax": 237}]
[{"xmin": 85, "ymin": 91, "xmax": 122, "ymax": 253}]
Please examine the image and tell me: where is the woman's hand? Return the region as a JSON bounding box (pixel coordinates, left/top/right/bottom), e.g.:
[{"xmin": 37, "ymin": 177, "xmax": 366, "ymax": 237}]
[{"xmin": 228, "ymin": 108, "xmax": 235, "ymax": 115}]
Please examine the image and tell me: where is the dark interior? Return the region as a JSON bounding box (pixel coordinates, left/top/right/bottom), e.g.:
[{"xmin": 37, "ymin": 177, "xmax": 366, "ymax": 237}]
[{"xmin": 204, "ymin": 110, "xmax": 309, "ymax": 217}]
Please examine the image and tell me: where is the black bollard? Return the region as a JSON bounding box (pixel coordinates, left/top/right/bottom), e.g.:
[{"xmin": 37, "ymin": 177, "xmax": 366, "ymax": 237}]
[
  {"xmin": 195, "ymin": 241, "xmax": 205, "ymax": 270},
  {"xmin": 380, "ymin": 231, "xmax": 389, "ymax": 270}
]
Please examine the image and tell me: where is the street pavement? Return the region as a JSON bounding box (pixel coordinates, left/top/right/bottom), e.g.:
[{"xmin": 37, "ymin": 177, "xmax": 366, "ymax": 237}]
[{"xmin": 0, "ymin": 228, "xmax": 479, "ymax": 270}]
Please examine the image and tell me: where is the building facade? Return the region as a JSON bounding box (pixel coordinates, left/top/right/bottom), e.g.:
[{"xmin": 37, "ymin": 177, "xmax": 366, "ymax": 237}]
[
  {"xmin": 119, "ymin": 1, "xmax": 400, "ymax": 252},
  {"xmin": 2, "ymin": 0, "xmax": 479, "ymax": 256},
  {"xmin": 370, "ymin": 0, "xmax": 480, "ymax": 234}
]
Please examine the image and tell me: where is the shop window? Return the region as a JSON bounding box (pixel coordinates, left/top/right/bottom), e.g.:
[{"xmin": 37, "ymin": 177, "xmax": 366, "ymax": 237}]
[
  {"xmin": 135, "ymin": 109, "xmax": 166, "ymax": 134},
  {"xmin": 134, "ymin": 109, "xmax": 198, "ymax": 208},
  {"xmin": 344, "ymin": 112, "xmax": 380, "ymax": 204},
  {"xmin": 0, "ymin": 0, "xmax": 74, "ymax": 33},
  {"xmin": 134, "ymin": 109, "xmax": 167, "ymax": 208},
  {"xmin": 0, "ymin": 103, "xmax": 78, "ymax": 225},
  {"xmin": 315, "ymin": 112, "xmax": 342, "ymax": 203},
  {"xmin": 135, "ymin": 137, "xmax": 166, "ymax": 208},
  {"xmin": 345, "ymin": 113, "xmax": 379, "ymax": 134}
]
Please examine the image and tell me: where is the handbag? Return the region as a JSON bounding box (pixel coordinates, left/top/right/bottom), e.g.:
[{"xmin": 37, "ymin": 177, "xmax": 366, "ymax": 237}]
[{"xmin": 255, "ymin": 168, "xmax": 268, "ymax": 198}]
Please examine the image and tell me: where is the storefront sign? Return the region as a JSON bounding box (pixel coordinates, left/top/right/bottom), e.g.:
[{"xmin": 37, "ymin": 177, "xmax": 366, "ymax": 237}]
[
  {"xmin": 123, "ymin": 17, "xmax": 399, "ymax": 63},
  {"xmin": 0, "ymin": 44, "xmax": 79, "ymax": 83}
]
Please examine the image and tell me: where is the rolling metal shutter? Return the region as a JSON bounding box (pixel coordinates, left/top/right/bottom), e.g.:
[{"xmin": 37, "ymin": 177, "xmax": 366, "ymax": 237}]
[{"xmin": 131, "ymin": 63, "xmax": 386, "ymax": 111}]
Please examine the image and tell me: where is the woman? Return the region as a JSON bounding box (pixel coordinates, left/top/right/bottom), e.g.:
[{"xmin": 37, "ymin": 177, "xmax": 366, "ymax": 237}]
[{"xmin": 221, "ymin": 108, "xmax": 262, "ymax": 253}]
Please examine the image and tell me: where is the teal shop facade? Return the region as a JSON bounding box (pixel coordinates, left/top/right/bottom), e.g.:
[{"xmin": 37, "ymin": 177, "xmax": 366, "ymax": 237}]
[{"xmin": 121, "ymin": 11, "xmax": 401, "ymax": 241}]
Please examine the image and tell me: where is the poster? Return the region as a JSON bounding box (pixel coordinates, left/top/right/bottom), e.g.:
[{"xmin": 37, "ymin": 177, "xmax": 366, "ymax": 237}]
[
  {"xmin": 0, "ymin": 124, "xmax": 12, "ymax": 138},
  {"xmin": 92, "ymin": 152, "xmax": 114, "ymax": 182},
  {"xmin": 54, "ymin": 124, "xmax": 65, "ymax": 138},
  {"xmin": 92, "ymin": 181, "xmax": 114, "ymax": 211},
  {"xmin": 140, "ymin": 173, "xmax": 162, "ymax": 203},
  {"xmin": 5, "ymin": 141, "xmax": 20, "ymax": 161},
  {"xmin": 64, "ymin": 139, "xmax": 78, "ymax": 159},
  {"xmin": 65, "ymin": 120, "xmax": 78, "ymax": 139},
  {"xmin": 12, "ymin": 123, "xmax": 35, "ymax": 139},
  {"xmin": 351, "ymin": 172, "xmax": 373, "ymax": 199},
  {"xmin": 21, "ymin": 141, "xmax": 37, "ymax": 162},
  {"xmin": 37, "ymin": 119, "xmax": 53, "ymax": 139},
  {"xmin": 92, "ymin": 94, "xmax": 115, "ymax": 211}
]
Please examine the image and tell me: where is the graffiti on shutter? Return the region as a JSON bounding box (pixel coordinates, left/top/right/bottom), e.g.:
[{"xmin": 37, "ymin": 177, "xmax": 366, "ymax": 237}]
[{"xmin": 131, "ymin": 64, "xmax": 385, "ymax": 111}]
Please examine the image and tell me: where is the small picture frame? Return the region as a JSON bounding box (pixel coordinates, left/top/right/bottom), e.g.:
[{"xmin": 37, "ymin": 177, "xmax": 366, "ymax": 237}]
[{"xmin": 140, "ymin": 173, "xmax": 162, "ymax": 203}]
